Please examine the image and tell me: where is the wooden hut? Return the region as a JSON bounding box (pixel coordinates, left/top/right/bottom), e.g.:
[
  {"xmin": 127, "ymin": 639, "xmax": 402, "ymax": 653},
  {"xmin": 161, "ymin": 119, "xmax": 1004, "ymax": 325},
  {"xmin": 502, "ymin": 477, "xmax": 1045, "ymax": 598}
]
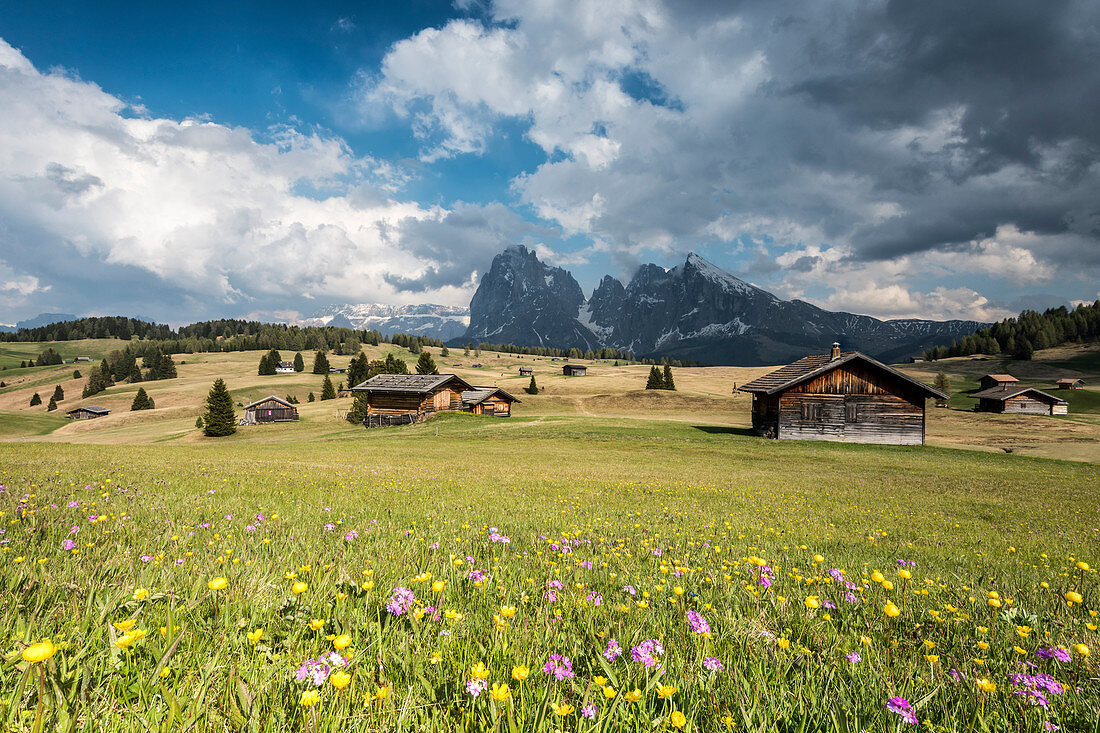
[
  {"xmin": 971, "ymin": 386, "xmax": 1068, "ymax": 415},
  {"xmin": 737, "ymin": 343, "xmax": 947, "ymax": 445},
  {"xmin": 562, "ymin": 364, "xmax": 587, "ymax": 376},
  {"xmin": 519, "ymin": 366, "xmax": 533, "ymax": 376},
  {"xmin": 1055, "ymin": 378, "xmax": 1084, "ymax": 390},
  {"xmin": 461, "ymin": 387, "xmax": 520, "ymax": 416},
  {"xmin": 350, "ymin": 374, "xmax": 473, "ymax": 418},
  {"xmin": 243, "ymin": 396, "xmax": 299, "ymax": 424},
  {"xmin": 66, "ymin": 405, "xmax": 110, "ymax": 420},
  {"xmin": 979, "ymin": 374, "xmax": 1018, "ymax": 391}
]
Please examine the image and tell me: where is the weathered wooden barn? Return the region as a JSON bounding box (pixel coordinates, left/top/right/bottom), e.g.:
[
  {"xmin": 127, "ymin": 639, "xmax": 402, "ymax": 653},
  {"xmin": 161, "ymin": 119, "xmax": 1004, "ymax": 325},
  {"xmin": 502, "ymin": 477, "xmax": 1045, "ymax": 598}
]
[
  {"xmin": 562, "ymin": 364, "xmax": 587, "ymax": 376},
  {"xmin": 1056, "ymin": 378, "xmax": 1084, "ymax": 390},
  {"xmin": 350, "ymin": 374, "xmax": 473, "ymax": 417},
  {"xmin": 519, "ymin": 366, "xmax": 533, "ymax": 376},
  {"xmin": 979, "ymin": 374, "xmax": 1018, "ymax": 391},
  {"xmin": 737, "ymin": 343, "xmax": 947, "ymax": 445},
  {"xmin": 66, "ymin": 405, "xmax": 110, "ymax": 420},
  {"xmin": 461, "ymin": 387, "xmax": 520, "ymax": 416},
  {"xmin": 243, "ymin": 396, "xmax": 299, "ymax": 423},
  {"xmin": 971, "ymin": 386, "xmax": 1069, "ymax": 415}
]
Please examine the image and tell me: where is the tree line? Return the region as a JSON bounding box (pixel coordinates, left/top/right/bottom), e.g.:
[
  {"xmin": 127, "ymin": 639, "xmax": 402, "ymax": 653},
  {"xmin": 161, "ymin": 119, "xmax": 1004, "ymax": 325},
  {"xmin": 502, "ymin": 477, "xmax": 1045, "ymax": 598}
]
[{"xmin": 923, "ymin": 301, "xmax": 1100, "ymax": 361}]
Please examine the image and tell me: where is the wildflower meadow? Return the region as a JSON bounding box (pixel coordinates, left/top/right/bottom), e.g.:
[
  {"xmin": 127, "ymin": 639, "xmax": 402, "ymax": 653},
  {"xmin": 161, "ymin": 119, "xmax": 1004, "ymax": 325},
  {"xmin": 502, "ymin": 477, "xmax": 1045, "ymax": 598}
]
[{"xmin": 0, "ymin": 419, "xmax": 1097, "ymax": 731}]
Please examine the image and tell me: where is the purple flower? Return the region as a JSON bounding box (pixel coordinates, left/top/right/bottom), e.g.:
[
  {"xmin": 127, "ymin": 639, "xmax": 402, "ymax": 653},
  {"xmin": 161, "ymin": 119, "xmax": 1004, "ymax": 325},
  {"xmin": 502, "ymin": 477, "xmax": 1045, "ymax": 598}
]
[
  {"xmin": 323, "ymin": 523, "xmax": 335, "ymax": 531},
  {"xmin": 140, "ymin": 554, "xmax": 153, "ymax": 562},
  {"xmin": 245, "ymin": 524, "xmax": 256, "ymax": 532},
  {"xmin": 604, "ymin": 638, "xmax": 622, "ymax": 661},
  {"xmin": 581, "ymin": 702, "xmax": 598, "ymax": 720},
  {"xmin": 61, "ymin": 539, "xmax": 76, "ymax": 551},
  {"xmin": 845, "ymin": 652, "xmax": 861, "ymax": 663},
  {"xmin": 467, "ymin": 569, "xmax": 490, "ymax": 583},
  {"xmin": 344, "ymin": 530, "xmax": 358, "ymax": 542},
  {"xmin": 703, "ymin": 656, "xmax": 723, "ymax": 672},
  {"xmin": 884, "ymin": 697, "xmax": 918, "ymax": 725},
  {"xmin": 1035, "ymin": 648, "xmax": 1072, "ymax": 663},
  {"xmin": 652, "ymin": 548, "xmax": 662, "ymax": 556},
  {"xmin": 295, "ymin": 658, "xmax": 330, "ymax": 686},
  {"xmin": 386, "ymin": 587, "xmax": 417, "ymax": 616},
  {"xmin": 623, "ymin": 585, "xmax": 637, "ymax": 596},
  {"xmin": 67, "ymin": 500, "xmax": 80, "ymax": 508},
  {"xmin": 630, "ymin": 639, "xmax": 664, "ymax": 668},
  {"xmin": 586, "ymin": 591, "xmax": 602, "ymax": 606},
  {"xmin": 466, "ymin": 678, "xmax": 488, "ymax": 697},
  {"xmin": 686, "ymin": 610, "xmax": 711, "ymax": 635},
  {"xmin": 542, "ymin": 654, "xmax": 575, "ymax": 680},
  {"xmin": 254, "ymin": 514, "xmax": 264, "ymax": 522}
]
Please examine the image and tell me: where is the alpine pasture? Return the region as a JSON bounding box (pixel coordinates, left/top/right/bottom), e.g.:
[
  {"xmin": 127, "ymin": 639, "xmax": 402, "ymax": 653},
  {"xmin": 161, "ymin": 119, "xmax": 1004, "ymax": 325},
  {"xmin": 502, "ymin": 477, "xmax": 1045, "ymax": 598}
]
[{"xmin": 0, "ymin": 342, "xmax": 1098, "ymax": 732}]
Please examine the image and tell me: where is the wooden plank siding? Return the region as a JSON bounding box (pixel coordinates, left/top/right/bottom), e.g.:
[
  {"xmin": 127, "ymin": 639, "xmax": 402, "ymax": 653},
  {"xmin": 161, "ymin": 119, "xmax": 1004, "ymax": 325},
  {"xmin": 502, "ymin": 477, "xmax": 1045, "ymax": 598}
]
[
  {"xmin": 469, "ymin": 395, "xmax": 512, "ymax": 416},
  {"xmin": 365, "ymin": 386, "xmax": 466, "ymax": 415},
  {"xmin": 1002, "ymin": 394, "xmax": 1055, "ymax": 415}
]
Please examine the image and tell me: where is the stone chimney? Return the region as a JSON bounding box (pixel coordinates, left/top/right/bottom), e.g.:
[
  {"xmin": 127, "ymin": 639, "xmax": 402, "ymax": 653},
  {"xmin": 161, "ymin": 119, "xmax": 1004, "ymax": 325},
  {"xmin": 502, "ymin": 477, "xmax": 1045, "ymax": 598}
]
[{"xmin": 830, "ymin": 342, "xmax": 841, "ymax": 360}]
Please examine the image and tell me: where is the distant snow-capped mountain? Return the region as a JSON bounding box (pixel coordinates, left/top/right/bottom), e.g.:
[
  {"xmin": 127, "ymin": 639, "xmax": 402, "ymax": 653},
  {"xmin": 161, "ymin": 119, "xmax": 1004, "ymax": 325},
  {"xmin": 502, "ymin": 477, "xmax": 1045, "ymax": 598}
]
[{"xmin": 297, "ymin": 303, "xmax": 470, "ymax": 341}]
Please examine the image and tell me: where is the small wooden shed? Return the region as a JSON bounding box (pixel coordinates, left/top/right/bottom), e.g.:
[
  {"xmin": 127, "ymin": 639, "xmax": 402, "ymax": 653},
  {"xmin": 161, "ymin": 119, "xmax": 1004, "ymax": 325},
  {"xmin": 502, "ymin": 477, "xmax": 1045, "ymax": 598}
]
[
  {"xmin": 350, "ymin": 374, "xmax": 473, "ymax": 417},
  {"xmin": 562, "ymin": 364, "xmax": 587, "ymax": 376},
  {"xmin": 971, "ymin": 386, "xmax": 1068, "ymax": 415},
  {"xmin": 461, "ymin": 387, "xmax": 520, "ymax": 416},
  {"xmin": 1055, "ymin": 378, "xmax": 1084, "ymax": 390},
  {"xmin": 243, "ymin": 396, "xmax": 299, "ymax": 423},
  {"xmin": 979, "ymin": 374, "xmax": 1018, "ymax": 391},
  {"xmin": 737, "ymin": 343, "xmax": 946, "ymax": 445},
  {"xmin": 519, "ymin": 366, "xmax": 533, "ymax": 376},
  {"xmin": 66, "ymin": 405, "xmax": 110, "ymax": 420}
]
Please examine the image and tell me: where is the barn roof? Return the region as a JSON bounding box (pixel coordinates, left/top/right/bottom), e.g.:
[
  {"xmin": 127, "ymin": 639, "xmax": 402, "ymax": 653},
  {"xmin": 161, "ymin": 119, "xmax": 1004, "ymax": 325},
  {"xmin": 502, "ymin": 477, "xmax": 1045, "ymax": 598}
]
[
  {"xmin": 461, "ymin": 387, "xmax": 521, "ymax": 406},
  {"xmin": 244, "ymin": 395, "xmax": 295, "ymax": 410},
  {"xmin": 1056, "ymin": 377, "xmax": 1084, "ymax": 385},
  {"xmin": 982, "ymin": 374, "xmax": 1018, "ymax": 382},
  {"xmin": 350, "ymin": 373, "xmax": 472, "ymax": 393},
  {"xmin": 970, "ymin": 386, "xmax": 1067, "ymax": 404},
  {"xmin": 738, "ymin": 351, "xmax": 948, "ymax": 399},
  {"xmin": 68, "ymin": 405, "xmax": 109, "ymax": 415}
]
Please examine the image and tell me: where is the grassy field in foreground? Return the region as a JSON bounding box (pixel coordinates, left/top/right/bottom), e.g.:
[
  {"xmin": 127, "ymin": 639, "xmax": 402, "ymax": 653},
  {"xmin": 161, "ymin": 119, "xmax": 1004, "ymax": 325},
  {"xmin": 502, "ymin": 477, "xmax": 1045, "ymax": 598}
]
[{"xmin": 0, "ymin": 416, "xmax": 1097, "ymax": 731}]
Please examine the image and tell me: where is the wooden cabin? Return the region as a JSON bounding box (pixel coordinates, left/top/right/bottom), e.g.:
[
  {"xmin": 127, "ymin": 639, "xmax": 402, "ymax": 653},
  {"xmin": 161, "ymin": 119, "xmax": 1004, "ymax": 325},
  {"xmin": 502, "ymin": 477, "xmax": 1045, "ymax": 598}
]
[
  {"xmin": 519, "ymin": 366, "xmax": 533, "ymax": 376},
  {"xmin": 562, "ymin": 364, "xmax": 587, "ymax": 376},
  {"xmin": 350, "ymin": 374, "xmax": 473, "ymax": 417},
  {"xmin": 1056, "ymin": 378, "xmax": 1084, "ymax": 390},
  {"xmin": 971, "ymin": 386, "xmax": 1068, "ymax": 415},
  {"xmin": 738, "ymin": 343, "xmax": 947, "ymax": 445},
  {"xmin": 66, "ymin": 405, "xmax": 110, "ymax": 420},
  {"xmin": 461, "ymin": 387, "xmax": 520, "ymax": 416},
  {"xmin": 243, "ymin": 396, "xmax": 299, "ymax": 424},
  {"xmin": 275, "ymin": 361, "xmax": 295, "ymax": 374},
  {"xmin": 979, "ymin": 374, "xmax": 1018, "ymax": 391}
]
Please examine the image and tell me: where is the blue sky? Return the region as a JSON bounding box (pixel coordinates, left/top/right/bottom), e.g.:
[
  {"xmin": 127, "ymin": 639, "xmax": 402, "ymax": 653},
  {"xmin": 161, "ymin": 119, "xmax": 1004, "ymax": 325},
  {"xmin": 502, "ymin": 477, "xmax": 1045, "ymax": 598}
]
[{"xmin": 0, "ymin": 0, "xmax": 1097, "ymax": 326}]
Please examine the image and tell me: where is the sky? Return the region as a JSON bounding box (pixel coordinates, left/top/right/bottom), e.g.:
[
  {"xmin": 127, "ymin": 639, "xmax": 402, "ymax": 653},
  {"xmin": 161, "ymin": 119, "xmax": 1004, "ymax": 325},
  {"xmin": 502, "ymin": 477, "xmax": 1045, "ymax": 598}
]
[{"xmin": 0, "ymin": 0, "xmax": 1098, "ymax": 327}]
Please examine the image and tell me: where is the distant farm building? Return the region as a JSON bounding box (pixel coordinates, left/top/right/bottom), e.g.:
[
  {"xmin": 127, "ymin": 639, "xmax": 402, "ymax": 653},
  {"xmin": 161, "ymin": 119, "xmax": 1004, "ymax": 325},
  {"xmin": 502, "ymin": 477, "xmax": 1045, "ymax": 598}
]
[
  {"xmin": 329, "ymin": 367, "xmax": 346, "ymax": 374},
  {"xmin": 519, "ymin": 366, "xmax": 533, "ymax": 376},
  {"xmin": 971, "ymin": 386, "xmax": 1068, "ymax": 415},
  {"xmin": 738, "ymin": 343, "xmax": 947, "ymax": 445},
  {"xmin": 275, "ymin": 361, "xmax": 295, "ymax": 374},
  {"xmin": 67, "ymin": 406, "xmax": 109, "ymax": 420},
  {"xmin": 1056, "ymin": 378, "xmax": 1084, "ymax": 390},
  {"xmin": 461, "ymin": 387, "xmax": 520, "ymax": 416},
  {"xmin": 242, "ymin": 396, "xmax": 299, "ymax": 424},
  {"xmin": 979, "ymin": 374, "xmax": 1018, "ymax": 391},
  {"xmin": 562, "ymin": 364, "xmax": 587, "ymax": 376},
  {"xmin": 72, "ymin": 356, "xmax": 92, "ymax": 363}
]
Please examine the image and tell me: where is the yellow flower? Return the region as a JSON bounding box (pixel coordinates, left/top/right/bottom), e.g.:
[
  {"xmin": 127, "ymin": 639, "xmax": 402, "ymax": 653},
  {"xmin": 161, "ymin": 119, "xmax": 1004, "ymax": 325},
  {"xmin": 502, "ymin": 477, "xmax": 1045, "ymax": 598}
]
[
  {"xmin": 924, "ymin": 654, "xmax": 939, "ymax": 663},
  {"xmin": 593, "ymin": 676, "xmax": 607, "ymax": 686},
  {"xmin": 375, "ymin": 685, "xmax": 390, "ymax": 700},
  {"xmin": 363, "ymin": 580, "xmax": 375, "ymax": 591},
  {"xmin": 300, "ymin": 690, "xmax": 321, "ymax": 706},
  {"xmin": 674, "ymin": 586, "xmax": 685, "ymax": 596},
  {"xmin": 284, "ymin": 572, "xmax": 297, "ymax": 580},
  {"xmin": 881, "ymin": 580, "xmax": 894, "ymax": 592},
  {"xmin": 330, "ymin": 670, "xmax": 351, "ymax": 689},
  {"xmin": 490, "ymin": 683, "xmax": 511, "ymax": 701},
  {"xmin": 860, "ymin": 635, "xmax": 872, "ymax": 647},
  {"xmin": 292, "ymin": 581, "xmax": 308, "ymax": 595},
  {"xmin": 333, "ymin": 634, "xmax": 352, "ymax": 650},
  {"xmin": 923, "ymin": 639, "xmax": 935, "ymax": 649},
  {"xmin": 813, "ymin": 554, "xmax": 824, "ymax": 563},
  {"xmin": 430, "ymin": 651, "xmax": 442, "ymax": 664},
  {"xmin": 113, "ymin": 619, "xmax": 137, "ymax": 632},
  {"xmin": 512, "ymin": 665, "xmax": 529, "ymax": 681},
  {"xmin": 132, "ymin": 588, "xmax": 149, "ymax": 601},
  {"xmin": 21, "ymin": 640, "xmax": 56, "ymax": 663},
  {"xmin": 1074, "ymin": 644, "xmax": 1090, "ymax": 657},
  {"xmin": 444, "ymin": 609, "xmax": 462, "ymax": 621},
  {"xmin": 804, "ymin": 595, "xmax": 821, "ymax": 609},
  {"xmin": 309, "ymin": 618, "xmax": 325, "ymax": 631},
  {"xmin": 1076, "ymin": 562, "xmax": 1090, "ymax": 571},
  {"xmin": 670, "ymin": 710, "xmax": 687, "ymax": 729},
  {"xmin": 247, "ymin": 628, "xmax": 263, "ymax": 643},
  {"xmin": 602, "ymin": 685, "xmax": 617, "ymax": 699},
  {"xmin": 493, "ymin": 614, "xmax": 507, "ymax": 630},
  {"xmin": 207, "ymin": 577, "xmax": 227, "ymax": 591},
  {"xmin": 977, "ymin": 626, "xmax": 988, "ymax": 634},
  {"xmin": 656, "ymin": 684, "xmax": 678, "ymax": 699},
  {"xmin": 160, "ymin": 667, "xmax": 171, "ymax": 678},
  {"xmin": 500, "ymin": 605, "xmax": 517, "ymax": 618},
  {"xmin": 884, "ymin": 601, "xmax": 900, "ymax": 618},
  {"xmin": 114, "ymin": 629, "xmax": 147, "ymax": 649},
  {"xmin": 978, "ymin": 641, "xmax": 989, "ymax": 650},
  {"xmin": 413, "ymin": 608, "xmax": 425, "ymax": 621},
  {"xmin": 551, "ymin": 702, "xmax": 575, "ymax": 716},
  {"xmin": 871, "ymin": 571, "xmax": 885, "ymax": 583},
  {"xmin": 1065, "ymin": 591, "xmax": 1083, "ymax": 604},
  {"xmin": 624, "ymin": 688, "xmax": 643, "ymax": 703},
  {"xmin": 470, "ymin": 662, "xmax": 490, "ymax": 679},
  {"xmin": 431, "ymin": 580, "xmax": 446, "ymax": 593},
  {"xmin": 898, "ymin": 569, "xmax": 911, "ymax": 580},
  {"xmin": 1014, "ymin": 646, "xmax": 1028, "ymax": 655},
  {"xmin": 976, "ymin": 678, "xmax": 996, "ymax": 693},
  {"xmin": 1016, "ymin": 626, "xmax": 1031, "ymax": 638},
  {"xmin": 777, "ymin": 637, "xmax": 790, "ymax": 649}
]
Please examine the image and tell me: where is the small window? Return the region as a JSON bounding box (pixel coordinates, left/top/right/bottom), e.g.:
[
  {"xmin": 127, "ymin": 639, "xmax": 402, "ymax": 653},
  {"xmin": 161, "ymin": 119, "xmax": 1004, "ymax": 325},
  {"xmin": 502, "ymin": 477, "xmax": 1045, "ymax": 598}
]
[
  {"xmin": 800, "ymin": 403, "xmax": 822, "ymax": 421},
  {"xmin": 845, "ymin": 403, "xmax": 859, "ymax": 423}
]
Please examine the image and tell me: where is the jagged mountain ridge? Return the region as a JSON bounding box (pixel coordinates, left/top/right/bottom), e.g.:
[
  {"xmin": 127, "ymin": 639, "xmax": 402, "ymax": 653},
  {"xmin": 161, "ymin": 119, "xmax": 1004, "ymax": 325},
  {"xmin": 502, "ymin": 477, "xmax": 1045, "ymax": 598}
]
[
  {"xmin": 298, "ymin": 303, "xmax": 469, "ymax": 341},
  {"xmin": 457, "ymin": 246, "xmax": 987, "ymax": 366}
]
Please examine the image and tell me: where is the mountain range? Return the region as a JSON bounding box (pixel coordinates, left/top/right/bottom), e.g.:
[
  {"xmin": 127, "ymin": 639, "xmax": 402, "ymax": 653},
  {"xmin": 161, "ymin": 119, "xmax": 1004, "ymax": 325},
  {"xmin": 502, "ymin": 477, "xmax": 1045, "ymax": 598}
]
[
  {"xmin": 456, "ymin": 245, "xmax": 986, "ymax": 366},
  {"xmin": 296, "ymin": 303, "xmax": 469, "ymax": 341}
]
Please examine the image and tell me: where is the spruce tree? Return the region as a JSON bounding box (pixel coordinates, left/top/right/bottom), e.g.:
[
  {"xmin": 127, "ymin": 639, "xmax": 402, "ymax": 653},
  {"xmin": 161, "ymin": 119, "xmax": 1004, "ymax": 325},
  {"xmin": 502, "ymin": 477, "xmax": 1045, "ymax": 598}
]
[
  {"xmin": 195, "ymin": 416, "xmax": 204, "ymax": 430},
  {"xmin": 99, "ymin": 359, "xmax": 114, "ymax": 387},
  {"xmin": 257, "ymin": 353, "xmax": 271, "ymax": 376},
  {"xmin": 73, "ymin": 370, "xmax": 81, "ymax": 379},
  {"xmin": 52, "ymin": 384, "xmax": 64, "ymax": 402},
  {"xmin": 415, "ymin": 351, "xmax": 439, "ymax": 375},
  {"xmin": 293, "ymin": 352, "xmax": 305, "ymax": 372},
  {"xmin": 320, "ymin": 375, "xmax": 336, "ymax": 400},
  {"xmin": 202, "ymin": 378, "xmax": 236, "ymax": 436},
  {"xmin": 30, "ymin": 392, "xmax": 42, "ymax": 406},
  {"xmin": 155, "ymin": 354, "xmax": 177, "ymax": 379},
  {"xmin": 0, "ymin": 381, "xmax": 5, "ymax": 388},
  {"xmin": 128, "ymin": 364, "xmax": 143, "ymax": 383},
  {"xmin": 131, "ymin": 387, "xmax": 154, "ymax": 411},
  {"xmin": 440, "ymin": 346, "xmax": 450, "ymax": 357},
  {"xmin": 933, "ymin": 371, "xmax": 950, "ymax": 407},
  {"xmin": 662, "ymin": 365, "xmax": 676, "ymax": 391},
  {"xmin": 307, "ymin": 392, "xmax": 315, "ymax": 402},
  {"xmin": 312, "ymin": 351, "xmax": 330, "ymax": 374},
  {"xmin": 346, "ymin": 392, "xmax": 368, "ymax": 425},
  {"xmin": 47, "ymin": 396, "xmax": 57, "ymax": 411},
  {"xmin": 645, "ymin": 366, "xmax": 663, "ymax": 390},
  {"xmin": 526, "ymin": 375, "xmax": 539, "ymax": 395}
]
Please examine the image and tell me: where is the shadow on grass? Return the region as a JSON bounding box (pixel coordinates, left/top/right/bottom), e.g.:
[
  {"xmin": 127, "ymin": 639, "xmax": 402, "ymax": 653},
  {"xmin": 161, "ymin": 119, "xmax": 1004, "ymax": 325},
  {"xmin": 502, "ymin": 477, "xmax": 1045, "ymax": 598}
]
[{"xmin": 691, "ymin": 425, "xmax": 755, "ymax": 437}]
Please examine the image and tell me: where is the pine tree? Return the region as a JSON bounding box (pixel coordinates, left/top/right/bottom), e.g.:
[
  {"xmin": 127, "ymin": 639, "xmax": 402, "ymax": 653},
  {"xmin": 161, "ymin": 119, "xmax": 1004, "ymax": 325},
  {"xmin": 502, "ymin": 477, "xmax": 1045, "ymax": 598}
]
[
  {"xmin": 258, "ymin": 349, "xmax": 279, "ymax": 376},
  {"xmin": 526, "ymin": 375, "xmax": 539, "ymax": 395},
  {"xmin": 72, "ymin": 370, "xmax": 81, "ymax": 379},
  {"xmin": 30, "ymin": 392, "xmax": 41, "ymax": 406},
  {"xmin": 131, "ymin": 387, "xmax": 154, "ymax": 411},
  {"xmin": 155, "ymin": 354, "xmax": 177, "ymax": 379},
  {"xmin": 307, "ymin": 392, "xmax": 315, "ymax": 402},
  {"xmin": 99, "ymin": 359, "xmax": 114, "ymax": 387},
  {"xmin": 645, "ymin": 365, "xmax": 663, "ymax": 390},
  {"xmin": 346, "ymin": 392, "xmax": 368, "ymax": 424},
  {"xmin": 202, "ymin": 378, "xmax": 236, "ymax": 436},
  {"xmin": 293, "ymin": 352, "xmax": 305, "ymax": 372},
  {"xmin": 409, "ymin": 340, "xmax": 421, "ymax": 355},
  {"xmin": 415, "ymin": 351, "xmax": 439, "ymax": 375},
  {"xmin": 195, "ymin": 416, "xmax": 204, "ymax": 430},
  {"xmin": 52, "ymin": 384, "xmax": 64, "ymax": 402},
  {"xmin": 312, "ymin": 351, "xmax": 330, "ymax": 374},
  {"xmin": 440, "ymin": 346, "xmax": 450, "ymax": 357},
  {"xmin": 19, "ymin": 361, "xmax": 26, "ymax": 368},
  {"xmin": 47, "ymin": 396, "xmax": 57, "ymax": 411},
  {"xmin": 320, "ymin": 375, "xmax": 336, "ymax": 400},
  {"xmin": 933, "ymin": 371, "xmax": 950, "ymax": 407},
  {"xmin": 463, "ymin": 345, "xmax": 470, "ymax": 356},
  {"xmin": 0, "ymin": 381, "xmax": 5, "ymax": 388},
  {"xmin": 663, "ymin": 365, "xmax": 676, "ymax": 391},
  {"xmin": 128, "ymin": 364, "xmax": 143, "ymax": 383}
]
